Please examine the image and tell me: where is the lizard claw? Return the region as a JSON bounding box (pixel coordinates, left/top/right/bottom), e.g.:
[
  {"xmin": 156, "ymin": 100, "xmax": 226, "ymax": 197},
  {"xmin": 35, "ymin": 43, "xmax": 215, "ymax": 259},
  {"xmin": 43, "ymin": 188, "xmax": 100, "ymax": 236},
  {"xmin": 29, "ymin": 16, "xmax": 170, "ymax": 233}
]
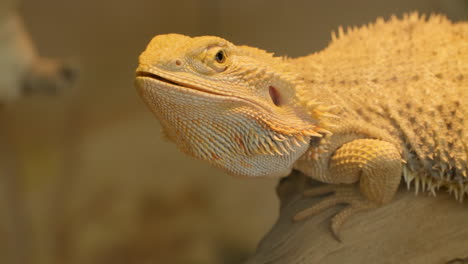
[{"xmin": 293, "ymin": 184, "xmax": 377, "ymax": 241}]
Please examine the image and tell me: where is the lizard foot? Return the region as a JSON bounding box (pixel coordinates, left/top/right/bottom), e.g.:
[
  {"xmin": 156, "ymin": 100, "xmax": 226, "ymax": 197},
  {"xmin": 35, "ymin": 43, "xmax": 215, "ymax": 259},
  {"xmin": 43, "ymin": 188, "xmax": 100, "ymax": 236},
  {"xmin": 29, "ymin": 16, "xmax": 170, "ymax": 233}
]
[{"xmin": 293, "ymin": 184, "xmax": 377, "ymax": 241}]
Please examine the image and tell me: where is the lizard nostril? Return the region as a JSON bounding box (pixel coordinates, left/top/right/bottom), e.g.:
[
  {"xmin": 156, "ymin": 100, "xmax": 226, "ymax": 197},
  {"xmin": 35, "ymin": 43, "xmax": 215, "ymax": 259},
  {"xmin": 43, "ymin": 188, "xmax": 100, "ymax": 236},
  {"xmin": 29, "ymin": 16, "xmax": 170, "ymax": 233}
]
[{"xmin": 175, "ymin": 59, "xmax": 182, "ymax": 66}]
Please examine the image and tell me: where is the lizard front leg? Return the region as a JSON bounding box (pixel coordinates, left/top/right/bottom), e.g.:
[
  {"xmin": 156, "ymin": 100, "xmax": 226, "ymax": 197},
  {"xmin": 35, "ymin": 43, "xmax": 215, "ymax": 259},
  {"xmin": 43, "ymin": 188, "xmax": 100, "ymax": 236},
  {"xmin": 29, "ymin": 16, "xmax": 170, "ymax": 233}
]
[{"xmin": 295, "ymin": 139, "xmax": 403, "ymax": 240}]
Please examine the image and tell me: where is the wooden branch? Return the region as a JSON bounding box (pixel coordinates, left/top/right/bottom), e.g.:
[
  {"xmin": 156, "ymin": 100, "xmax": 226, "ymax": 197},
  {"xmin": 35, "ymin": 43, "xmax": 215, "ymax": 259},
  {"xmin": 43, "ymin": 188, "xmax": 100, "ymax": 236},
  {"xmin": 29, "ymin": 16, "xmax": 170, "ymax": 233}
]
[{"xmin": 246, "ymin": 171, "xmax": 468, "ymax": 264}]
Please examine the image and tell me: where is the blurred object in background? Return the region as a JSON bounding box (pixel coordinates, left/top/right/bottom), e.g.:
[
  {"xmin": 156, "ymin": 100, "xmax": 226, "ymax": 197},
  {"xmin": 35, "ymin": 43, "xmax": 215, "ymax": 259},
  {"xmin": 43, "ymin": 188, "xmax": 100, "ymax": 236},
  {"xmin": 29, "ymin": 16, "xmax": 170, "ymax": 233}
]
[
  {"xmin": 0, "ymin": 12, "xmax": 76, "ymax": 103},
  {"xmin": 0, "ymin": 0, "xmax": 466, "ymax": 264},
  {"xmin": 0, "ymin": 1, "xmax": 78, "ymax": 264}
]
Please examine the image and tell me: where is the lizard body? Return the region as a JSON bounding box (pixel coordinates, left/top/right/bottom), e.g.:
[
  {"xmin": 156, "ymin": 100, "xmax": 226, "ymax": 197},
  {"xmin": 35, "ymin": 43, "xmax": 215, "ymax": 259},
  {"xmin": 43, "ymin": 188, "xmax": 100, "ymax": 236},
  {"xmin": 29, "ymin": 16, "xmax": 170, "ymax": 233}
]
[{"xmin": 135, "ymin": 13, "xmax": 468, "ymax": 238}]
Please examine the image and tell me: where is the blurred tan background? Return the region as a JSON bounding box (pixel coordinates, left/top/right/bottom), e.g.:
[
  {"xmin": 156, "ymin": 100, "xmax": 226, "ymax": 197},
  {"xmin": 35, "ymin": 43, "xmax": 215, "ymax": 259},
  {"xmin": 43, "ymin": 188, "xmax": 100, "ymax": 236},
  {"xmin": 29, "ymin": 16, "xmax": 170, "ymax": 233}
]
[{"xmin": 1, "ymin": 0, "xmax": 467, "ymax": 263}]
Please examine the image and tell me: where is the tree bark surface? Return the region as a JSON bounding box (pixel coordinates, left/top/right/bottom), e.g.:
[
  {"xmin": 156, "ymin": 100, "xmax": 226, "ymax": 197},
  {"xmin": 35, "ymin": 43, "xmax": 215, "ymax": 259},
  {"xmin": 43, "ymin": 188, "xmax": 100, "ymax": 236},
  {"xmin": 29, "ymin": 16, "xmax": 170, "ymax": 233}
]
[{"xmin": 246, "ymin": 171, "xmax": 468, "ymax": 264}]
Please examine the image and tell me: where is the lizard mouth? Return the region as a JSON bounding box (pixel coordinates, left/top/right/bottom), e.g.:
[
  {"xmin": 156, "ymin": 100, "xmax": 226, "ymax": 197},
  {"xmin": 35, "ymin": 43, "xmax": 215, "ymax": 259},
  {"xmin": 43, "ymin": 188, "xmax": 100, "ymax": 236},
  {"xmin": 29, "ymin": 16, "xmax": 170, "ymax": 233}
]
[
  {"xmin": 136, "ymin": 71, "xmax": 183, "ymax": 86},
  {"xmin": 135, "ymin": 70, "xmax": 227, "ymax": 97},
  {"xmin": 135, "ymin": 67, "xmax": 278, "ymax": 115}
]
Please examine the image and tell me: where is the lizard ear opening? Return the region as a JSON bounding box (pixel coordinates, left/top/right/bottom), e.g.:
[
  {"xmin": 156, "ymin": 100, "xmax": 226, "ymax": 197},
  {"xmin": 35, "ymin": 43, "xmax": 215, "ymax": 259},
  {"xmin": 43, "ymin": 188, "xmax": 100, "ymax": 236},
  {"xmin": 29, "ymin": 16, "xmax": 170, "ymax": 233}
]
[{"xmin": 269, "ymin": 85, "xmax": 281, "ymax": 106}]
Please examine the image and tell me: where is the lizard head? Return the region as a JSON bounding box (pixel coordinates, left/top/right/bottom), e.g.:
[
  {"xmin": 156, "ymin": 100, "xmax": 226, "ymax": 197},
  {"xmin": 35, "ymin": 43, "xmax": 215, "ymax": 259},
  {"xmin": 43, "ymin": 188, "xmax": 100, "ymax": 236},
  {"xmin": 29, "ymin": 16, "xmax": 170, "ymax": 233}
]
[{"xmin": 135, "ymin": 34, "xmax": 326, "ymax": 177}]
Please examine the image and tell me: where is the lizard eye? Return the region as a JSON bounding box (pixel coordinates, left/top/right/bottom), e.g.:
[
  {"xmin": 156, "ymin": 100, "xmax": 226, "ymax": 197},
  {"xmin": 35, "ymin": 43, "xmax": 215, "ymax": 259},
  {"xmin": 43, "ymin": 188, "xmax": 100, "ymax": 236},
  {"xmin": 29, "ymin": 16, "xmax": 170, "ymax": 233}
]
[{"xmin": 215, "ymin": 50, "xmax": 226, "ymax": 63}]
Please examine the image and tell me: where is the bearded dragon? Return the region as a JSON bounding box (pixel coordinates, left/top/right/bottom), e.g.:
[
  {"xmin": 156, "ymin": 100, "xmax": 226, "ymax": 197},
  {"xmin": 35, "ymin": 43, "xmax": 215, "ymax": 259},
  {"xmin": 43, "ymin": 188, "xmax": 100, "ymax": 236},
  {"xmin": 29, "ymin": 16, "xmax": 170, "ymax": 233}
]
[{"xmin": 135, "ymin": 13, "xmax": 468, "ymax": 239}]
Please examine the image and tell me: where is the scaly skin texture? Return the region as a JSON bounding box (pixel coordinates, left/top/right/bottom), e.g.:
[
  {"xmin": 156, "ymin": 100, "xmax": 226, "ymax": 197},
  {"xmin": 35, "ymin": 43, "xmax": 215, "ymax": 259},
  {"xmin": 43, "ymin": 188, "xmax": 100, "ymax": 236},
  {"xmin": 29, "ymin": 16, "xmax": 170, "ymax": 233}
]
[{"xmin": 135, "ymin": 13, "xmax": 468, "ymax": 239}]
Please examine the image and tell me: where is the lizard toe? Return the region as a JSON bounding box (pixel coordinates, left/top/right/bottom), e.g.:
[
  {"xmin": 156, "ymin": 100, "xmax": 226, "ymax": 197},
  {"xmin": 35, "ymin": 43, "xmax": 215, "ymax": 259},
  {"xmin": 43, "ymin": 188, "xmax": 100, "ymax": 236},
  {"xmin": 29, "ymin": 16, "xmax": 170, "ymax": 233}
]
[
  {"xmin": 302, "ymin": 184, "xmax": 337, "ymax": 197},
  {"xmin": 294, "ymin": 184, "xmax": 377, "ymax": 241},
  {"xmin": 329, "ymin": 200, "xmax": 377, "ymax": 241}
]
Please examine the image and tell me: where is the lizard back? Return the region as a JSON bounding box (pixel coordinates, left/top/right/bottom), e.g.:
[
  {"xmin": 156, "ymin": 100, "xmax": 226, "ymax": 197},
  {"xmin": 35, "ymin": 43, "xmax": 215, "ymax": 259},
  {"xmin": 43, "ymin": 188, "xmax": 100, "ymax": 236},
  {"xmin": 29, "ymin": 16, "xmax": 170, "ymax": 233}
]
[{"xmin": 293, "ymin": 14, "xmax": 468, "ymax": 199}]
